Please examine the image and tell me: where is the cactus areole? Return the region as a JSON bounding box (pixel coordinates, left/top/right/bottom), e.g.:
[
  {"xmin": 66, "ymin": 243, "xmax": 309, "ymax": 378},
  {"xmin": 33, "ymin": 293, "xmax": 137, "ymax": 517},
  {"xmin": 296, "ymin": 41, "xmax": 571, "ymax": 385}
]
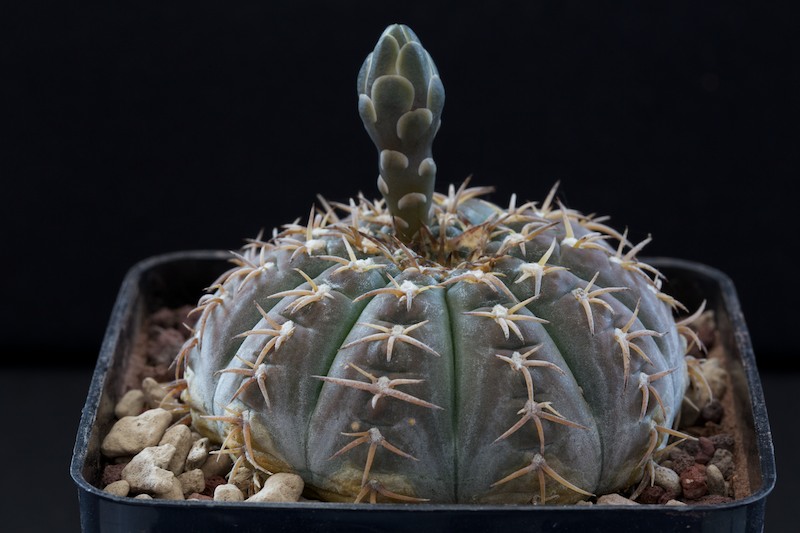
[{"xmin": 179, "ymin": 24, "xmax": 697, "ymax": 504}]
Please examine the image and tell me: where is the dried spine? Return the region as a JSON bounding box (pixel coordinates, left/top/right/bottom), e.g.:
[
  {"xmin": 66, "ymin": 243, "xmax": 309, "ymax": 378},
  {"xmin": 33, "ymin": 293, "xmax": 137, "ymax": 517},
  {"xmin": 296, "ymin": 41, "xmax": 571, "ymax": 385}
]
[{"xmin": 178, "ymin": 24, "xmax": 698, "ymax": 505}]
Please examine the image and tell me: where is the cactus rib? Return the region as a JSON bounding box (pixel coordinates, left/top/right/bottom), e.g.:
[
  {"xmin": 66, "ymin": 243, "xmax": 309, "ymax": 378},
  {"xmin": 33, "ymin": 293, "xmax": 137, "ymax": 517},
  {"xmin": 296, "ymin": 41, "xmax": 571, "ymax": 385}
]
[{"xmin": 177, "ymin": 23, "xmax": 696, "ymax": 505}]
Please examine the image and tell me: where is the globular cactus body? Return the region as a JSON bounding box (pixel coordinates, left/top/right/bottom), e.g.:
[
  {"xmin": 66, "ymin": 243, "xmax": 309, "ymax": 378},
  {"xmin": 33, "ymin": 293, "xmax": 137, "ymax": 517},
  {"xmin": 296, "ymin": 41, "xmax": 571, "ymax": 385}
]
[{"xmin": 179, "ymin": 24, "xmax": 693, "ymax": 504}]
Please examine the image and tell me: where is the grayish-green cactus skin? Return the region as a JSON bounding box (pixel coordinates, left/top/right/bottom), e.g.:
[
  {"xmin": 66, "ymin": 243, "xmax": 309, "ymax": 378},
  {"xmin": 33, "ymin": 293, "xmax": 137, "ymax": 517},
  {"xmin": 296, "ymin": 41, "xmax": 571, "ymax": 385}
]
[{"xmin": 179, "ymin": 24, "xmax": 691, "ymax": 504}]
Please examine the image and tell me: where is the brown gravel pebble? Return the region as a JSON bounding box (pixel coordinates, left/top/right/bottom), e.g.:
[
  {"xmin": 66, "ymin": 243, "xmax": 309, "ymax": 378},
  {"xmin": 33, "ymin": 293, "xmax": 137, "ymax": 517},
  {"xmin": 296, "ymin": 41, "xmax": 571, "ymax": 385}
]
[
  {"xmin": 102, "ymin": 463, "xmax": 127, "ymax": 486},
  {"xmin": 705, "ymin": 464, "xmax": 727, "ymax": 496},
  {"xmin": 694, "ymin": 437, "xmax": 716, "ymax": 464},
  {"xmin": 636, "ymin": 485, "xmax": 665, "ymax": 504},
  {"xmin": 187, "ymin": 492, "xmax": 213, "ymax": 501},
  {"xmin": 203, "ymin": 475, "xmax": 228, "ymax": 497},
  {"xmin": 653, "ymin": 465, "xmax": 681, "ymax": 495},
  {"xmin": 200, "ymin": 451, "xmax": 233, "ymax": 478},
  {"xmin": 710, "ymin": 448, "xmax": 735, "ymax": 479},
  {"xmin": 680, "ymin": 464, "xmax": 708, "ymax": 500},
  {"xmin": 657, "ymin": 490, "xmax": 680, "ymax": 505},
  {"xmin": 709, "ymin": 433, "xmax": 735, "ymax": 452}
]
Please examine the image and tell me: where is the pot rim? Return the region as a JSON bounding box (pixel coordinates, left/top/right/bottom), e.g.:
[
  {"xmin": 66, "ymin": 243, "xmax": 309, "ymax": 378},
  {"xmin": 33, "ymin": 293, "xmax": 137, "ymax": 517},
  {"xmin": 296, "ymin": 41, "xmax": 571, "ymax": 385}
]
[{"xmin": 70, "ymin": 251, "xmax": 776, "ymax": 513}]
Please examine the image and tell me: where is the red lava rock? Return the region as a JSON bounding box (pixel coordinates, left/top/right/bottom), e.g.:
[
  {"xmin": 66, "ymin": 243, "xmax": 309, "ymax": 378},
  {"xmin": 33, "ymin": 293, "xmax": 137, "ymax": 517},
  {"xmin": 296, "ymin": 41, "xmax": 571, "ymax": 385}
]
[
  {"xmin": 669, "ymin": 449, "xmax": 696, "ymax": 474},
  {"xmin": 150, "ymin": 308, "xmax": 181, "ymax": 328},
  {"xmin": 709, "ymin": 433, "xmax": 735, "ymax": 452},
  {"xmin": 680, "ymin": 439, "xmax": 700, "ymax": 455},
  {"xmin": 147, "ymin": 326, "xmax": 186, "ymax": 366},
  {"xmin": 700, "ymin": 399, "xmax": 724, "ymax": 424},
  {"xmin": 680, "ymin": 464, "xmax": 708, "ymax": 500},
  {"xmin": 203, "ymin": 475, "xmax": 227, "ymax": 497},
  {"xmin": 636, "ymin": 485, "xmax": 665, "ymax": 504},
  {"xmin": 657, "ymin": 490, "xmax": 680, "ymax": 505},
  {"xmin": 694, "ymin": 436, "xmax": 716, "ymax": 464},
  {"xmin": 102, "ymin": 463, "xmax": 126, "ymax": 486},
  {"xmin": 188, "ymin": 492, "xmax": 213, "ymax": 500},
  {"xmin": 149, "ymin": 306, "xmax": 194, "ymax": 328}
]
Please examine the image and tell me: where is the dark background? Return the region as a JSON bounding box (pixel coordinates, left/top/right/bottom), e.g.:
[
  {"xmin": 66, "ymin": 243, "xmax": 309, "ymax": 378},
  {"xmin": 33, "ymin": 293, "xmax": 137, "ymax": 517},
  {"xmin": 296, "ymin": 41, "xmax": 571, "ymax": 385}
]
[{"xmin": 1, "ymin": 1, "xmax": 795, "ymax": 531}]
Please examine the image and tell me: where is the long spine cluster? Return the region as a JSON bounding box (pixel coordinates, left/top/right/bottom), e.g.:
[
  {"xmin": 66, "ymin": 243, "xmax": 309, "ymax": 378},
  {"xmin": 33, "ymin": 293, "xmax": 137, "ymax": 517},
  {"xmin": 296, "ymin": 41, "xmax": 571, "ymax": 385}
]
[
  {"xmin": 177, "ymin": 23, "xmax": 700, "ymax": 505},
  {"xmin": 177, "ymin": 183, "xmax": 700, "ymax": 503}
]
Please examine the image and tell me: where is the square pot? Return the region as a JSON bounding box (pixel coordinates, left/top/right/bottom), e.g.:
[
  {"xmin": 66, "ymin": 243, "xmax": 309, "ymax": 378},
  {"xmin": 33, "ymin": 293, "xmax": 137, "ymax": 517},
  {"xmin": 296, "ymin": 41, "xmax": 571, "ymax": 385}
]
[{"xmin": 71, "ymin": 250, "xmax": 776, "ymax": 532}]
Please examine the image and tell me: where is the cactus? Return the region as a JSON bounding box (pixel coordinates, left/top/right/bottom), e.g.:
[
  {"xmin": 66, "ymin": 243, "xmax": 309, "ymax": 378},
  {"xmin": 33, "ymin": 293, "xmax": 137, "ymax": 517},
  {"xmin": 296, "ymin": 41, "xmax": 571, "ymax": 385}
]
[{"xmin": 177, "ymin": 24, "xmax": 697, "ymax": 504}]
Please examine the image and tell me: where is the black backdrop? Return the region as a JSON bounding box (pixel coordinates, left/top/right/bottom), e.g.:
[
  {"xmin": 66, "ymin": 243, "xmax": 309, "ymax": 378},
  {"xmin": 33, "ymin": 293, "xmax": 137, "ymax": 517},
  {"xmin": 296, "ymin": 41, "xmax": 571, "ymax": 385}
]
[{"xmin": 3, "ymin": 0, "xmax": 796, "ymax": 367}]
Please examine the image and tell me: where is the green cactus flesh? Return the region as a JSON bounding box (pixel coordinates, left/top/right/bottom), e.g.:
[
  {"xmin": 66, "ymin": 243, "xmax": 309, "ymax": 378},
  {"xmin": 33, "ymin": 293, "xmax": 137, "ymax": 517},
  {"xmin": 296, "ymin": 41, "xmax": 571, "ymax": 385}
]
[{"xmin": 178, "ymin": 24, "xmax": 693, "ymax": 504}]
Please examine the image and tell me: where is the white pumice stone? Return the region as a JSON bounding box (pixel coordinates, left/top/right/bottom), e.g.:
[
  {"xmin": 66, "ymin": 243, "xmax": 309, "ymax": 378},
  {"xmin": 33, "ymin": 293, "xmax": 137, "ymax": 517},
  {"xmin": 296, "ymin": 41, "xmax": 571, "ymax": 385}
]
[
  {"xmin": 101, "ymin": 408, "xmax": 173, "ymax": 457},
  {"xmin": 159, "ymin": 424, "xmax": 193, "ymax": 475},
  {"xmin": 103, "ymin": 480, "xmax": 130, "ymax": 497},
  {"xmin": 153, "ymin": 476, "xmax": 185, "ymax": 500},
  {"xmin": 214, "ymin": 484, "xmax": 245, "ymax": 502},
  {"xmin": 142, "ymin": 378, "xmax": 168, "ymax": 409},
  {"xmin": 114, "ymin": 389, "xmax": 145, "ymax": 419},
  {"xmin": 121, "ymin": 444, "xmax": 177, "ymax": 494},
  {"xmin": 185, "ymin": 437, "xmax": 210, "ymax": 471},
  {"xmin": 177, "ymin": 469, "xmax": 206, "ymax": 497},
  {"xmin": 596, "ymin": 494, "xmax": 639, "ymax": 505},
  {"xmin": 245, "ymin": 473, "xmax": 304, "ymax": 503}
]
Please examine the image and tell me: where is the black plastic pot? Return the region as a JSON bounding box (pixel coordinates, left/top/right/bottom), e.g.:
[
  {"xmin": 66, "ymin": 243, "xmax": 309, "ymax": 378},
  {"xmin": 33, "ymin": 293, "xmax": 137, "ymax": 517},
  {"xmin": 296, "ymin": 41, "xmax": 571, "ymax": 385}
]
[{"xmin": 71, "ymin": 251, "xmax": 776, "ymax": 532}]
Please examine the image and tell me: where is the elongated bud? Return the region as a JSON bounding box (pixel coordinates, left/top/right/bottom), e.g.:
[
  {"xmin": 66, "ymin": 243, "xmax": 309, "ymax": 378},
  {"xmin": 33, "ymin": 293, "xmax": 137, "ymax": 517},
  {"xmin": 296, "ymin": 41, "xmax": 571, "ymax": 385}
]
[{"xmin": 357, "ymin": 24, "xmax": 445, "ymax": 242}]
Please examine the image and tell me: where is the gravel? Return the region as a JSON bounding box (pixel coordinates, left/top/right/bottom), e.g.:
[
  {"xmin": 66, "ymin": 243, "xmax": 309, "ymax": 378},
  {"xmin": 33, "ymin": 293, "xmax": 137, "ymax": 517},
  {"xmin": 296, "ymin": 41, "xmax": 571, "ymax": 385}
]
[{"xmin": 93, "ymin": 305, "xmax": 742, "ymax": 506}]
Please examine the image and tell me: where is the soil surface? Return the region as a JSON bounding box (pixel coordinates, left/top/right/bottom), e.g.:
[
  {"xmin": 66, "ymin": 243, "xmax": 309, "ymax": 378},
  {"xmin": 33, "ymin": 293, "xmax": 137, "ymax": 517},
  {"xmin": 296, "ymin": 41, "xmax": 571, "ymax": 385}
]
[{"xmin": 97, "ymin": 304, "xmax": 752, "ymax": 505}]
